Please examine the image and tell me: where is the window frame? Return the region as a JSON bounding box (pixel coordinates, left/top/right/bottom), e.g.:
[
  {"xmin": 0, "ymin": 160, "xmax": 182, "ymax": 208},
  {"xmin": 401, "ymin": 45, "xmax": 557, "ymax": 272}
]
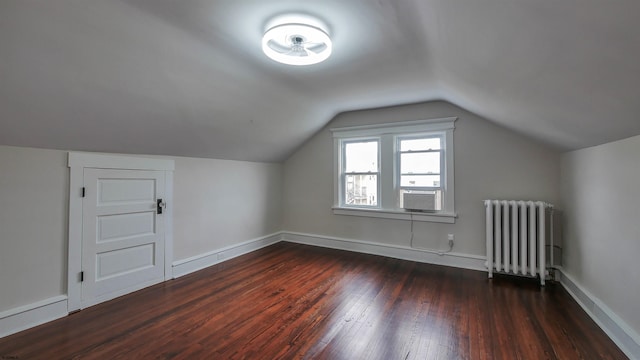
[
  {"xmin": 396, "ymin": 133, "xmax": 444, "ymax": 191},
  {"xmin": 339, "ymin": 137, "xmax": 381, "ymax": 209},
  {"xmin": 395, "ymin": 133, "xmax": 445, "ymax": 210},
  {"xmin": 332, "ymin": 117, "xmax": 457, "ymax": 223}
]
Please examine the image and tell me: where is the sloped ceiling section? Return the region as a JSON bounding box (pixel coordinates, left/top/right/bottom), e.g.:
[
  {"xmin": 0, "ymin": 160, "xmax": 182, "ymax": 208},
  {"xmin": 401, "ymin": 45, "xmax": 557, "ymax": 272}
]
[{"xmin": 1, "ymin": 0, "xmax": 639, "ymax": 162}]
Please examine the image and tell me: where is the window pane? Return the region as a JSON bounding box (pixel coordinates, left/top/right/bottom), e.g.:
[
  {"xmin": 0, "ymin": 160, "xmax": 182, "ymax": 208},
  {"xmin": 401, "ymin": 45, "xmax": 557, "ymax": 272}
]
[
  {"xmin": 345, "ymin": 141, "xmax": 378, "ymax": 173},
  {"xmin": 345, "ymin": 174, "xmax": 378, "ymax": 206},
  {"xmin": 400, "ymin": 137, "xmax": 441, "ymax": 151},
  {"xmin": 401, "ymin": 175, "xmax": 441, "ymax": 187},
  {"xmin": 400, "ymin": 152, "xmax": 440, "ymax": 174}
]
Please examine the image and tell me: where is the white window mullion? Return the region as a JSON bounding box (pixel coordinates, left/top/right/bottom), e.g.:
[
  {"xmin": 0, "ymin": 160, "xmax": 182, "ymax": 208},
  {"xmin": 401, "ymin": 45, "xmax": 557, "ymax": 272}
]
[{"xmin": 380, "ymin": 134, "xmax": 395, "ymax": 209}]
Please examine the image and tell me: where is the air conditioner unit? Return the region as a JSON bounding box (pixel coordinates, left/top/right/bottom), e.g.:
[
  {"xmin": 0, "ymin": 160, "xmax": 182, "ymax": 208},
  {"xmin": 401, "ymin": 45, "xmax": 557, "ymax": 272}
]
[{"xmin": 403, "ymin": 193, "xmax": 436, "ymax": 211}]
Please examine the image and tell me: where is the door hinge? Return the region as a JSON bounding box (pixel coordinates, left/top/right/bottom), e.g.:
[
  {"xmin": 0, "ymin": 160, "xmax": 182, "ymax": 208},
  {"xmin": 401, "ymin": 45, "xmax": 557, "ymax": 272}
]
[
  {"xmin": 81, "ymin": 187, "xmax": 86, "ymax": 198},
  {"xmin": 80, "ymin": 271, "xmax": 84, "ymax": 282}
]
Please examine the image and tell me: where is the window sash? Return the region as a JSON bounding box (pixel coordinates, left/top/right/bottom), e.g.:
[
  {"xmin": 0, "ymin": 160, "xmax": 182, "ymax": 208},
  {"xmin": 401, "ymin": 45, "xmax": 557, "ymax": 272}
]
[
  {"xmin": 400, "ymin": 153, "xmax": 441, "ymax": 176},
  {"xmin": 345, "ymin": 171, "xmax": 379, "ymax": 175},
  {"xmin": 344, "ymin": 174, "xmax": 379, "ymax": 207},
  {"xmin": 399, "ymin": 150, "xmax": 441, "ymax": 154},
  {"xmin": 400, "ymin": 173, "xmax": 441, "ymax": 176}
]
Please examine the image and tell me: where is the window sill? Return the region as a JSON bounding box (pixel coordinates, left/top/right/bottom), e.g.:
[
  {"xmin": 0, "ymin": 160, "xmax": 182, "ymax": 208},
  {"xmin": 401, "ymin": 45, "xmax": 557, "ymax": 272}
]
[{"xmin": 332, "ymin": 207, "xmax": 457, "ymax": 223}]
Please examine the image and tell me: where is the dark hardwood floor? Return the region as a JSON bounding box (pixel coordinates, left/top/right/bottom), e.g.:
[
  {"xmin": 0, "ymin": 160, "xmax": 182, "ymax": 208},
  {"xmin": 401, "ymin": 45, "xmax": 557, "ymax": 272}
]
[{"xmin": 0, "ymin": 242, "xmax": 627, "ymax": 359}]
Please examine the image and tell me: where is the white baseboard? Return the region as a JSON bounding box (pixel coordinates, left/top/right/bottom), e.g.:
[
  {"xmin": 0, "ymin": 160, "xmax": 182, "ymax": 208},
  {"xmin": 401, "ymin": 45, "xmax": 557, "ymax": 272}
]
[
  {"xmin": 281, "ymin": 231, "xmax": 486, "ymax": 272},
  {"xmin": 172, "ymin": 232, "xmax": 283, "ymax": 278},
  {"xmin": 558, "ymin": 268, "xmax": 640, "ymax": 359},
  {"xmin": 0, "ymin": 295, "xmax": 68, "ymax": 338}
]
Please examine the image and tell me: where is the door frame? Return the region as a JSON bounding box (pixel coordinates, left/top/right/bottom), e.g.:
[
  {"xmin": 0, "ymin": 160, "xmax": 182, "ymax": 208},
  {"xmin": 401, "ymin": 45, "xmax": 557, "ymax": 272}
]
[{"xmin": 68, "ymin": 152, "xmax": 174, "ymax": 312}]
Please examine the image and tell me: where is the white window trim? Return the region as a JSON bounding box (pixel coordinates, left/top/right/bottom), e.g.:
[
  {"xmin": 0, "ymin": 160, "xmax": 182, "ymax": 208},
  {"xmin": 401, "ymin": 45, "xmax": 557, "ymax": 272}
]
[{"xmin": 331, "ymin": 117, "xmax": 457, "ymax": 223}]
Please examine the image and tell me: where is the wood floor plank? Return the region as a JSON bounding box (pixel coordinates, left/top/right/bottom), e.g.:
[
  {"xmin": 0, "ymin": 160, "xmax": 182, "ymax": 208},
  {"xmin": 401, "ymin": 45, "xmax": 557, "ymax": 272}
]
[{"xmin": 0, "ymin": 242, "xmax": 628, "ymax": 359}]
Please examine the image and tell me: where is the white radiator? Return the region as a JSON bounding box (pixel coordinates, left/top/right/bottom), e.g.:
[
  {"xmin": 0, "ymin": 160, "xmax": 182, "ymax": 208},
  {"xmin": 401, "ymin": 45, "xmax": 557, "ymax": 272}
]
[{"xmin": 484, "ymin": 200, "xmax": 554, "ymax": 285}]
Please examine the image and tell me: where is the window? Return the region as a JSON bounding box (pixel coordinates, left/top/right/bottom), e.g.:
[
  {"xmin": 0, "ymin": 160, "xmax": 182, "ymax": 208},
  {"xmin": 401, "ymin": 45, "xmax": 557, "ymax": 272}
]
[
  {"xmin": 332, "ymin": 118, "xmax": 456, "ymax": 223},
  {"xmin": 397, "ymin": 135, "xmax": 443, "ymax": 211},
  {"xmin": 342, "ymin": 139, "xmax": 379, "ymax": 207}
]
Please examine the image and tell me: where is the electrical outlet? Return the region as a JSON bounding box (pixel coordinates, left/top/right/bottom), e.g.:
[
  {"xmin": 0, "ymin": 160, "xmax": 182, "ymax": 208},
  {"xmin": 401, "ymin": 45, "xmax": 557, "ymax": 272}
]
[{"xmin": 447, "ymin": 234, "xmax": 454, "ymax": 248}]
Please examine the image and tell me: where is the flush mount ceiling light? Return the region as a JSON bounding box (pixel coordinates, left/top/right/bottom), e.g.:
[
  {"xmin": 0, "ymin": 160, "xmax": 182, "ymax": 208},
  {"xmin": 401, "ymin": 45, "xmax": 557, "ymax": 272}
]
[{"xmin": 262, "ymin": 15, "xmax": 332, "ymax": 66}]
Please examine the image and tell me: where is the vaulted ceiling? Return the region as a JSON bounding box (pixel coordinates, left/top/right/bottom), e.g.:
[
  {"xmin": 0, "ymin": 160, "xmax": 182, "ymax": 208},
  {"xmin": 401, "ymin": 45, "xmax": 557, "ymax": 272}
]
[{"xmin": 1, "ymin": 0, "xmax": 639, "ymax": 162}]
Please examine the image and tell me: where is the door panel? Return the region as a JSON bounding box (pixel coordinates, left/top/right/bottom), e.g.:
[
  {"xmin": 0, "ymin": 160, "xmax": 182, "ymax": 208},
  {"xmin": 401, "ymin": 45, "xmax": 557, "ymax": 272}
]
[
  {"xmin": 82, "ymin": 169, "xmax": 165, "ymax": 307},
  {"xmin": 97, "ymin": 178, "xmax": 156, "ymax": 205},
  {"xmin": 97, "ymin": 212, "xmax": 155, "ymax": 243},
  {"xmin": 96, "ymin": 244, "xmax": 155, "ymax": 280}
]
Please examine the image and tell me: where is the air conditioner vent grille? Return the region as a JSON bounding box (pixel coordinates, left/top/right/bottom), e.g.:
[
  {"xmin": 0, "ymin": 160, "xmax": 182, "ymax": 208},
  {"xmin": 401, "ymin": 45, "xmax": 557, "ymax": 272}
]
[{"xmin": 402, "ymin": 193, "xmax": 436, "ymax": 211}]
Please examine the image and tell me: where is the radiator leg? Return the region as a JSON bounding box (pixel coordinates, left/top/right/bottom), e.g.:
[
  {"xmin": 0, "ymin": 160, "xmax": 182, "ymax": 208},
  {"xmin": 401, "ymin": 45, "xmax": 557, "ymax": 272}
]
[
  {"xmin": 485, "ymin": 200, "xmax": 493, "ymax": 279},
  {"xmin": 539, "ymin": 202, "xmax": 546, "ymax": 286}
]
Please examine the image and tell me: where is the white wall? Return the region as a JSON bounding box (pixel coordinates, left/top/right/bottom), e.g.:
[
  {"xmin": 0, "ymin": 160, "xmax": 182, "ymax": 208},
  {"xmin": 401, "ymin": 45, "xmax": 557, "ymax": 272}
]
[
  {"xmin": 283, "ymin": 101, "xmax": 561, "ymax": 256},
  {"xmin": 0, "ymin": 145, "xmax": 282, "ymax": 313},
  {"xmin": 0, "ymin": 146, "xmax": 68, "ymax": 312},
  {"xmin": 172, "ymin": 156, "xmax": 282, "ymax": 261},
  {"xmin": 561, "ymin": 135, "xmax": 640, "ymax": 337}
]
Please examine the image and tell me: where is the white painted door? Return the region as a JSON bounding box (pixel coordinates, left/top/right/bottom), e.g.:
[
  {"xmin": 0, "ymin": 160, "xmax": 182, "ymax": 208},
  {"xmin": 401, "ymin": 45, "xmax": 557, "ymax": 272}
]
[{"xmin": 81, "ymin": 168, "xmax": 166, "ymax": 308}]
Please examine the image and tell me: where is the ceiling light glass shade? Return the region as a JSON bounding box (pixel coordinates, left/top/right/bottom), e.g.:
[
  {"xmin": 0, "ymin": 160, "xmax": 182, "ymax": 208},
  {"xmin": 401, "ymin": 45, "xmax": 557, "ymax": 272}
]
[{"xmin": 262, "ymin": 23, "xmax": 332, "ymax": 66}]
